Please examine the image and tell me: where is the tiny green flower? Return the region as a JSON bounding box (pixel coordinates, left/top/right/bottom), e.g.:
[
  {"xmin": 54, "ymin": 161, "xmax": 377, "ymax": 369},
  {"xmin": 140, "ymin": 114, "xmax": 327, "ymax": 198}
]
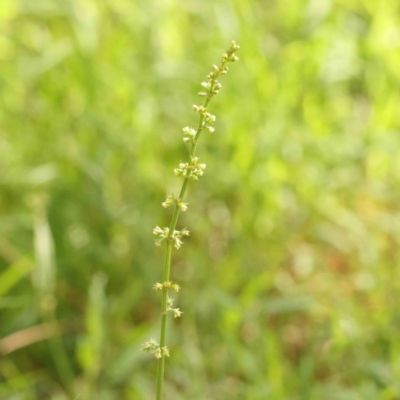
[
  {"xmin": 193, "ymin": 104, "xmax": 206, "ymax": 114},
  {"xmin": 180, "ymin": 228, "xmax": 190, "ymax": 237},
  {"xmin": 142, "ymin": 339, "xmax": 159, "ymax": 353},
  {"xmin": 153, "ymin": 226, "xmax": 170, "ymax": 246},
  {"xmin": 162, "ymin": 281, "xmax": 172, "ymax": 290},
  {"xmin": 172, "ymin": 308, "xmax": 183, "ymax": 318},
  {"xmin": 182, "ymin": 126, "xmax": 197, "ymax": 144},
  {"xmin": 154, "ymin": 348, "xmax": 162, "ymax": 359},
  {"xmin": 173, "ymin": 237, "xmax": 183, "ymax": 249},
  {"xmin": 171, "ymin": 283, "xmax": 180, "ymax": 292},
  {"xmin": 174, "ymin": 162, "xmax": 189, "ymax": 177},
  {"xmin": 162, "ymin": 194, "xmax": 175, "ymax": 208},
  {"xmin": 161, "ymin": 347, "xmax": 170, "ymax": 357}
]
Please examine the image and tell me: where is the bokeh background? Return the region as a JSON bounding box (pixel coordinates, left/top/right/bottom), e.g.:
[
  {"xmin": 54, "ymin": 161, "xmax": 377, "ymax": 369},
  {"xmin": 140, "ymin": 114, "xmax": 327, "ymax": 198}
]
[{"xmin": 1, "ymin": 0, "xmax": 400, "ymax": 399}]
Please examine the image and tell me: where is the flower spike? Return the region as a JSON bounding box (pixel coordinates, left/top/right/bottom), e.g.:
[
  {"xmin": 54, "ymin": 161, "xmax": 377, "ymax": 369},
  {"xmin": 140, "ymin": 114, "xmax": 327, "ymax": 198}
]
[{"xmin": 149, "ymin": 42, "xmax": 239, "ymax": 399}]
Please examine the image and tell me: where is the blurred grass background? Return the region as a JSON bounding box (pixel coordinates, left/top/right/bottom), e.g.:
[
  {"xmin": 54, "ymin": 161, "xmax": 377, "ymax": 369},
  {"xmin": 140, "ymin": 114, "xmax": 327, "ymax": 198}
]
[{"xmin": 1, "ymin": 0, "xmax": 400, "ymax": 399}]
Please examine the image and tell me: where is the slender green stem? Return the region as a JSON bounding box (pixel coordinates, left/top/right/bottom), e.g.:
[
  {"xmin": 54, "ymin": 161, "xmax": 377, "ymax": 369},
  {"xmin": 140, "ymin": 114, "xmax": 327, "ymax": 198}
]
[
  {"xmin": 153, "ymin": 41, "xmax": 239, "ymax": 399},
  {"xmin": 167, "ymin": 96, "xmax": 212, "ymax": 234},
  {"xmin": 156, "ymin": 241, "xmax": 172, "ymax": 399},
  {"xmin": 155, "ymin": 93, "xmax": 213, "ymax": 400}
]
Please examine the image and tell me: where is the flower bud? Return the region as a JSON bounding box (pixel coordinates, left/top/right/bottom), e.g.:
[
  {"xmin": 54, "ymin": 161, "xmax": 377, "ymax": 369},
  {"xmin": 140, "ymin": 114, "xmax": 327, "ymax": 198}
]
[
  {"xmin": 154, "ymin": 348, "xmax": 162, "ymax": 359},
  {"xmin": 171, "ymin": 283, "xmax": 180, "ymax": 292},
  {"xmin": 161, "ymin": 347, "xmax": 170, "ymax": 357},
  {"xmin": 172, "ymin": 308, "xmax": 183, "ymax": 318}
]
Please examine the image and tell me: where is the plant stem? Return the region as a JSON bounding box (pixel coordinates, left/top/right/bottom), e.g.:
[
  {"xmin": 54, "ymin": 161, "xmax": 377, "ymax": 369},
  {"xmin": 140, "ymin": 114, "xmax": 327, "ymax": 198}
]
[
  {"xmin": 155, "ymin": 94, "xmax": 212, "ymax": 400},
  {"xmin": 156, "ymin": 240, "xmax": 172, "ymax": 400},
  {"xmin": 152, "ymin": 41, "xmax": 240, "ymax": 399}
]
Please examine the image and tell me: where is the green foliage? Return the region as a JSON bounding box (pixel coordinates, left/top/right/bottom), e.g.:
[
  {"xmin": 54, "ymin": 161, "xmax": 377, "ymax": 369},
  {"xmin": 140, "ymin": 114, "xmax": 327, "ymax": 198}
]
[{"xmin": 1, "ymin": 0, "xmax": 400, "ymax": 399}]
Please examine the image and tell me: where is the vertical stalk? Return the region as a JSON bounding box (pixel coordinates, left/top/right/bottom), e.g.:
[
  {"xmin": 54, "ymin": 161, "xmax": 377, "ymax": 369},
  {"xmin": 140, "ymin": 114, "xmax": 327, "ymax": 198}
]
[
  {"xmin": 156, "ymin": 241, "xmax": 172, "ymax": 400},
  {"xmin": 155, "ymin": 93, "xmax": 211, "ymax": 400},
  {"xmin": 145, "ymin": 41, "xmax": 240, "ymax": 400},
  {"xmin": 157, "ymin": 98, "xmax": 210, "ymax": 400}
]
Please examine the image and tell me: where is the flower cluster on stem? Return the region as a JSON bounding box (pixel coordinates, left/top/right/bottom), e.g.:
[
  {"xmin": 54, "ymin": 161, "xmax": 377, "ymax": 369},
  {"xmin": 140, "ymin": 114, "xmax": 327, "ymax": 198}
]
[
  {"xmin": 141, "ymin": 41, "xmax": 240, "ymax": 400},
  {"xmin": 162, "ymin": 194, "xmax": 188, "ymax": 212},
  {"xmin": 142, "ymin": 339, "xmax": 170, "ymax": 360},
  {"xmin": 153, "ymin": 282, "xmax": 180, "ymax": 292},
  {"xmin": 174, "ymin": 157, "xmax": 206, "ymax": 181},
  {"xmin": 153, "ymin": 226, "xmax": 190, "ymax": 249}
]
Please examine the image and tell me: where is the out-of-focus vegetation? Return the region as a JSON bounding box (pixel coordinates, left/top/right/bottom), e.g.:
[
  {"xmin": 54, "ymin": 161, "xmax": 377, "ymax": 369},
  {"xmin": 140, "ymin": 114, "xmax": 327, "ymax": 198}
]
[{"xmin": 1, "ymin": 0, "xmax": 400, "ymax": 399}]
